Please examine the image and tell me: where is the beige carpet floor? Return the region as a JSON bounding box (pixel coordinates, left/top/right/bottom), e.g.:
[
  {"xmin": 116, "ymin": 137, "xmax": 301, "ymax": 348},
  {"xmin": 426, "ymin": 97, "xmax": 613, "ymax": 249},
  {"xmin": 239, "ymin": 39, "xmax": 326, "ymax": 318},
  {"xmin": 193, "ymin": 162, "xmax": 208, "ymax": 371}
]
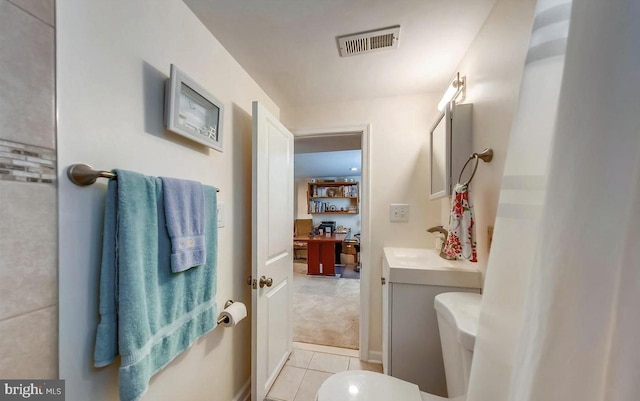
[{"xmin": 292, "ymin": 262, "xmax": 360, "ymax": 349}]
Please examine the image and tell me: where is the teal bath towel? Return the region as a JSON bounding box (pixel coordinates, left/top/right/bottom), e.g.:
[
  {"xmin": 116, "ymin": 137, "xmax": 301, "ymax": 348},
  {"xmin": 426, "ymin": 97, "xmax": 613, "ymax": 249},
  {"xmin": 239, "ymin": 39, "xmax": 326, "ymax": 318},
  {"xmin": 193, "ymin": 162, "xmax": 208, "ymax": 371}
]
[{"xmin": 93, "ymin": 170, "xmax": 218, "ymax": 401}]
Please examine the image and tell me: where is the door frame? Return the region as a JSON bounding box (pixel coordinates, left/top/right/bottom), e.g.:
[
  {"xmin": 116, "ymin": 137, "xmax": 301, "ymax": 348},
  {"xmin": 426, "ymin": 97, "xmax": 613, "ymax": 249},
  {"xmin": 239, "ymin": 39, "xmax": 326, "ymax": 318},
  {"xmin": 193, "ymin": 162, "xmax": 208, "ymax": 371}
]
[{"xmin": 293, "ymin": 124, "xmax": 372, "ymax": 361}]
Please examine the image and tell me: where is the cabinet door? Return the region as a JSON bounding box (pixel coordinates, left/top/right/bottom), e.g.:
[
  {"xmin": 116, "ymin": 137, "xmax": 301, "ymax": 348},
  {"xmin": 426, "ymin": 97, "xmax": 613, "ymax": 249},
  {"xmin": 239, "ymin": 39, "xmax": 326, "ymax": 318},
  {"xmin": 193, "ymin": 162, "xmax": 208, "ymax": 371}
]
[
  {"xmin": 429, "ymin": 111, "xmax": 448, "ymax": 199},
  {"xmin": 390, "ymin": 283, "xmax": 480, "ymax": 397},
  {"xmin": 429, "ymin": 103, "xmax": 472, "ymax": 199},
  {"xmin": 382, "ymin": 281, "xmax": 391, "ymax": 374}
]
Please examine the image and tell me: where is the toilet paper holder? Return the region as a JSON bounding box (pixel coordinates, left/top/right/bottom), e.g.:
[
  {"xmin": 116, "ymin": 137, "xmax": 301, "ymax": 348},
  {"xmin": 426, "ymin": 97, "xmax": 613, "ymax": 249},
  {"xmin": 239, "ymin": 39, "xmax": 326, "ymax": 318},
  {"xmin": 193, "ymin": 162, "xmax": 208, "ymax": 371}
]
[{"xmin": 217, "ymin": 299, "xmax": 236, "ymax": 325}]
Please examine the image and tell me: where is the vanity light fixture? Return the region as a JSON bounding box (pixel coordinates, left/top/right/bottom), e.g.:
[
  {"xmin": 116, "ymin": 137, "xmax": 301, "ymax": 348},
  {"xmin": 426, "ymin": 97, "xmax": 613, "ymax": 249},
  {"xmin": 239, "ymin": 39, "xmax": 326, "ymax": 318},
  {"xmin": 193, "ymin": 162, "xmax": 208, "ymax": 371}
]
[{"xmin": 437, "ymin": 72, "xmax": 466, "ymax": 111}]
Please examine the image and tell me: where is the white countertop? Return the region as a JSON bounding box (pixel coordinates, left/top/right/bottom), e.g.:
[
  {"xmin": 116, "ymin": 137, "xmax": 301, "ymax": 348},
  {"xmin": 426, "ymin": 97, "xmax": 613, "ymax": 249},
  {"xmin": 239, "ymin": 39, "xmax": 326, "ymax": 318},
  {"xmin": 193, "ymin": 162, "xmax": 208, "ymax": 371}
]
[{"xmin": 383, "ymin": 247, "xmax": 482, "ymax": 288}]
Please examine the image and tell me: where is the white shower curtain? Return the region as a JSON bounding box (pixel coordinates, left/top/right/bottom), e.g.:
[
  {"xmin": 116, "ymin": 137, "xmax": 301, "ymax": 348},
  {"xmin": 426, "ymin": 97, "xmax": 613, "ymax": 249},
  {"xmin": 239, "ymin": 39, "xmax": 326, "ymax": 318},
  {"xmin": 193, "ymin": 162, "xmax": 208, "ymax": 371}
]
[{"xmin": 467, "ymin": 1, "xmax": 640, "ymax": 401}]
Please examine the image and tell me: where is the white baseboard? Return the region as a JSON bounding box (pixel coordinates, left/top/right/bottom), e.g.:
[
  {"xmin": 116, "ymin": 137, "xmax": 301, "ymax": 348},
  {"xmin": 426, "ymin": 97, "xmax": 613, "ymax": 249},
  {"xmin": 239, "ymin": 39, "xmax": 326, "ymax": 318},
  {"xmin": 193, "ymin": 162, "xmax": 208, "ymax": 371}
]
[
  {"xmin": 367, "ymin": 350, "xmax": 382, "ymax": 364},
  {"xmin": 232, "ymin": 379, "xmax": 251, "ymax": 401}
]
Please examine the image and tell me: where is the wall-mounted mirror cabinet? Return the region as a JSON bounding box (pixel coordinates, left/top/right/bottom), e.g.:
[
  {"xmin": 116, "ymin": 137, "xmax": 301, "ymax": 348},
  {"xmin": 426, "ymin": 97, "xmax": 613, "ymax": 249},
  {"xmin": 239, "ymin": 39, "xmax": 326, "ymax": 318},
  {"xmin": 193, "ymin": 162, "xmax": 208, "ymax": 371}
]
[{"xmin": 429, "ymin": 103, "xmax": 473, "ymax": 199}]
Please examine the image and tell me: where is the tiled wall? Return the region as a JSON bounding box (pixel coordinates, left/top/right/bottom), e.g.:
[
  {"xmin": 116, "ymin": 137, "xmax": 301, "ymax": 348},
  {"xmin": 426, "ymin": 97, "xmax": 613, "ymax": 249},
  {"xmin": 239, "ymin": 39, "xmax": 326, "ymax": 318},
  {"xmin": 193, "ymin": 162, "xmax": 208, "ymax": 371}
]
[
  {"xmin": 0, "ymin": 0, "xmax": 58, "ymax": 379},
  {"xmin": 0, "ymin": 139, "xmax": 56, "ymax": 183}
]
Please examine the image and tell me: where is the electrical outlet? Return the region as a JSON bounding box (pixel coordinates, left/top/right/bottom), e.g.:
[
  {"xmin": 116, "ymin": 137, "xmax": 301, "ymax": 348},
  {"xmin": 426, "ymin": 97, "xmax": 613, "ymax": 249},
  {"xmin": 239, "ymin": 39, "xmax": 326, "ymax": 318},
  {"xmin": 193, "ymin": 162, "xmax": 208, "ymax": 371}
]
[
  {"xmin": 217, "ymin": 202, "xmax": 225, "ymax": 228},
  {"xmin": 389, "ymin": 203, "xmax": 410, "ymax": 222}
]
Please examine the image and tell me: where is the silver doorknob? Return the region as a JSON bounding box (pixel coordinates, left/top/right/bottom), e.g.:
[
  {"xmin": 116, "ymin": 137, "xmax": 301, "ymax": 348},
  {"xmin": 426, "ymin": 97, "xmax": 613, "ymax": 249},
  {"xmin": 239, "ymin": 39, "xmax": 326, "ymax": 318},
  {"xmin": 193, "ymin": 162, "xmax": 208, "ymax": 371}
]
[{"xmin": 259, "ymin": 276, "xmax": 273, "ymax": 288}]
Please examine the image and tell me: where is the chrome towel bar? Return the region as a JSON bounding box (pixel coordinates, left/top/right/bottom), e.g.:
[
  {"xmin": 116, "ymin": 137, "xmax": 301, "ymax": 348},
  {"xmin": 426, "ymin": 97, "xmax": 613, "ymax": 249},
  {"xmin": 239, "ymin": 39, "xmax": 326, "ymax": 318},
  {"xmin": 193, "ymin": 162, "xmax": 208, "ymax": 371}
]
[{"xmin": 67, "ymin": 163, "xmax": 219, "ymax": 192}]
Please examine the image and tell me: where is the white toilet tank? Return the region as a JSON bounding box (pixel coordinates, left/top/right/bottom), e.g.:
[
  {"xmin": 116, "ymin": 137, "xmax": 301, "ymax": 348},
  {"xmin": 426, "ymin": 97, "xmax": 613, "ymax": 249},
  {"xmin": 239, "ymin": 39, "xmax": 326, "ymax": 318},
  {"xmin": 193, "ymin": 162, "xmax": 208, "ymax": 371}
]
[{"xmin": 434, "ymin": 292, "xmax": 482, "ymax": 398}]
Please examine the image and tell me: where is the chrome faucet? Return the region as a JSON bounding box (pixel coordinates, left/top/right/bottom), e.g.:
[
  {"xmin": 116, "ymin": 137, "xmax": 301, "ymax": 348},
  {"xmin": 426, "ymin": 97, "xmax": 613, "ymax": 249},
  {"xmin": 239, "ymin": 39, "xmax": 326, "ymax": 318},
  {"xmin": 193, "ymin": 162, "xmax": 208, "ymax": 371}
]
[{"xmin": 426, "ymin": 225, "xmax": 456, "ymax": 260}]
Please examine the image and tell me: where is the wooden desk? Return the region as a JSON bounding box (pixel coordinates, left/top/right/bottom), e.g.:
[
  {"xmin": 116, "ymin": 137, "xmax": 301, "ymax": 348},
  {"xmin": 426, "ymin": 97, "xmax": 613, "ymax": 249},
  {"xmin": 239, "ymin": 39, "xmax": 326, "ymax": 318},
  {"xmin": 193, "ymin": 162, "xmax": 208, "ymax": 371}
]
[{"xmin": 293, "ymin": 233, "xmax": 347, "ymax": 275}]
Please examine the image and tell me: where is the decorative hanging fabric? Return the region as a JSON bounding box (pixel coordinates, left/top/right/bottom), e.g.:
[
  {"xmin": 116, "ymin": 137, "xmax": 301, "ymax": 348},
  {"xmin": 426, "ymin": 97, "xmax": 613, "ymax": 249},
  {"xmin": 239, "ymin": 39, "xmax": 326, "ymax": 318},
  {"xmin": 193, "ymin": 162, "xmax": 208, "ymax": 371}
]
[{"xmin": 443, "ymin": 183, "xmax": 477, "ymax": 262}]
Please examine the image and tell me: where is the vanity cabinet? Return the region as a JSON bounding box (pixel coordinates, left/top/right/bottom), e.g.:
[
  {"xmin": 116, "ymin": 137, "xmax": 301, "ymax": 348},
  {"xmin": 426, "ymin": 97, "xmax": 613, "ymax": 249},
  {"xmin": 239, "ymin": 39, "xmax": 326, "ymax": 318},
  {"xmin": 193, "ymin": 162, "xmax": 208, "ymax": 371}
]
[
  {"xmin": 429, "ymin": 103, "xmax": 472, "ymax": 199},
  {"xmin": 307, "ymin": 181, "xmax": 359, "ymax": 215},
  {"xmin": 382, "ymin": 247, "xmax": 482, "ymax": 397}
]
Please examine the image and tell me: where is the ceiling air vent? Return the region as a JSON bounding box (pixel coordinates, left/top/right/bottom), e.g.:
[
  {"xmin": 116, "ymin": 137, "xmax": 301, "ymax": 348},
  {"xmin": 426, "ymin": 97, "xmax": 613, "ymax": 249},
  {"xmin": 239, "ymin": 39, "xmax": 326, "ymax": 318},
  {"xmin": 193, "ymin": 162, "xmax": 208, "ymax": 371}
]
[{"xmin": 337, "ymin": 25, "xmax": 400, "ymax": 57}]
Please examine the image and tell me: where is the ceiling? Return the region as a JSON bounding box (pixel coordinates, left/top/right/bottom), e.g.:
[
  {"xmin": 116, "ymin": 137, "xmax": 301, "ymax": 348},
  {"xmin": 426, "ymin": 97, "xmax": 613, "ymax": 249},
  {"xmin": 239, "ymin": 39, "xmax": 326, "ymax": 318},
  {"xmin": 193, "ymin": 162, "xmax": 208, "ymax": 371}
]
[
  {"xmin": 294, "ymin": 150, "xmax": 361, "ymax": 179},
  {"xmin": 185, "ymin": 0, "xmax": 497, "ymax": 108},
  {"xmin": 294, "ymin": 133, "xmax": 361, "ymax": 178},
  {"xmin": 295, "ymin": 133, "xmax": 361, "ymax": 154}
]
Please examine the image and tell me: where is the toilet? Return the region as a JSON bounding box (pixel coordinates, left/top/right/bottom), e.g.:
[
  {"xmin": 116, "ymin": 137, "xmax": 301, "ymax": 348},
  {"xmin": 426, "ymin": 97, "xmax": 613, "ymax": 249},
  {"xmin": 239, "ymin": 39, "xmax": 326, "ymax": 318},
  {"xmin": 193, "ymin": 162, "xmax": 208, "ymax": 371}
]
[{"xmin": 316, "ymin": 292, "xmax": 482, "ymax": 401}]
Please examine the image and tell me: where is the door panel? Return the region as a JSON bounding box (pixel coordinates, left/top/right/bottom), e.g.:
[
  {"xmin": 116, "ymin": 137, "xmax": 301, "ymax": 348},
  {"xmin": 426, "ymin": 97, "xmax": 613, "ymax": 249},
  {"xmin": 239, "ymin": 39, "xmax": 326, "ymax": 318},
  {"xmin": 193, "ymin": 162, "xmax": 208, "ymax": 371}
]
[
  {"xmin": 252, "ymin": 101, "xmax": 294, "ymax": 401},
  {"xmin": 267, "ymin": 279, "xmax": 290, "ymax": 376},
  {"xmin": 267, "ymin": 125, "xmax": 291, "ymax": 258}
]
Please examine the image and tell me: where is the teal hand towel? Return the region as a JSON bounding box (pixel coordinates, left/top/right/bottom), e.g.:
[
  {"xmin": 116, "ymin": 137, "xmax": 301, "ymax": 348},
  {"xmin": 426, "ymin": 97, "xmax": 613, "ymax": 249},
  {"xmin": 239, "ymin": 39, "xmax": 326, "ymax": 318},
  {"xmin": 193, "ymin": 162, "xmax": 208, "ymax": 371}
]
[
  {"xmin": 160, "ymin": 177, "xmax": 206, "ymax": 273},
  {"xmin": 93, "ymin": 170, "xmax": 218, "ymax": 401}
]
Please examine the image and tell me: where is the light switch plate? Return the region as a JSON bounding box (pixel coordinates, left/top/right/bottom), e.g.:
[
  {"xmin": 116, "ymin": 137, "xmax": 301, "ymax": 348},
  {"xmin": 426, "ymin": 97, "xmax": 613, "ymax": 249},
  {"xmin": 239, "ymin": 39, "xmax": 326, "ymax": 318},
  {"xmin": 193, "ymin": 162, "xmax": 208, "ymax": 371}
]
[
  {"xmin": 217, "ymin": 202, "xmax": 225, "ymax": 228},
  {"xmin": 389, "ymin": 203, "xmax": 410, "ymax": 222}
]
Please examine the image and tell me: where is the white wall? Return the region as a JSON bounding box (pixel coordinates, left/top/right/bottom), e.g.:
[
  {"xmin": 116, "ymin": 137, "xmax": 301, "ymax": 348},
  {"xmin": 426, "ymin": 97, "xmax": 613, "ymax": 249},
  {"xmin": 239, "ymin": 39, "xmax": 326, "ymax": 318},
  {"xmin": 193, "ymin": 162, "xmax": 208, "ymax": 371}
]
[
  {"xmin": 56, "ymin": 0, "xmax": 278, "ymax": 400},
  {"xmin": 282, "ymin": 93, "xmax": 442, "ymax": 355},
  {"xmin": 439, "ymin": 0, "xmax": 537, "ymax": 275},
  {"xmin": 281, "ymin": 0, "xmax": 537, "ymax": 358}
]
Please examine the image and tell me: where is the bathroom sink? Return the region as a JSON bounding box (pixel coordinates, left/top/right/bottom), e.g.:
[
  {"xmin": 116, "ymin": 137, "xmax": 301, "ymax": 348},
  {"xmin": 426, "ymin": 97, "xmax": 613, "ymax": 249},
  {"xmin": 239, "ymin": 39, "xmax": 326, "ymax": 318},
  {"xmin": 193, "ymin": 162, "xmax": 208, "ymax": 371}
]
[{"xmin": 383, "ymin": 248, "xmax": 481, "ymax": 288}]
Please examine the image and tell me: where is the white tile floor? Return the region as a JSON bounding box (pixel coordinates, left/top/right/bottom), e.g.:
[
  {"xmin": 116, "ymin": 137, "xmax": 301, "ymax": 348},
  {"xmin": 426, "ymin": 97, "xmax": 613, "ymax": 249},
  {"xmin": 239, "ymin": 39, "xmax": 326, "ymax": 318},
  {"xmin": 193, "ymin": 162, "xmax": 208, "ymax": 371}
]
[{"xmin": 266, "ymin": 344, "xmax": 383, "ymax": 401}]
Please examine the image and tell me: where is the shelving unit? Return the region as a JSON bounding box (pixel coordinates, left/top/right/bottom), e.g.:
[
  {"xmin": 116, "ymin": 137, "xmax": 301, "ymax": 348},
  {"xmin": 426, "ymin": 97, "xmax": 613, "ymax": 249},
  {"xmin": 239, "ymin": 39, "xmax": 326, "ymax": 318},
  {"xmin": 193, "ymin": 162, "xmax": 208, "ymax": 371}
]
[{"xmin": 307, "ymin": 181, "xmax": 359, "ymax": 215}]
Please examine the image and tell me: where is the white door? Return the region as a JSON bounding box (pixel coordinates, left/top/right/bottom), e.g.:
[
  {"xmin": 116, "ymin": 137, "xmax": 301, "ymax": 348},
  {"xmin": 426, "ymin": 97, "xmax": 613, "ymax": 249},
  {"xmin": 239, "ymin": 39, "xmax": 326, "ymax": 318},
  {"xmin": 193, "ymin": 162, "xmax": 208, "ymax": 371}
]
[{"xmin": 251, "ymin": 101, "xmax": 294, "ymax": 401}]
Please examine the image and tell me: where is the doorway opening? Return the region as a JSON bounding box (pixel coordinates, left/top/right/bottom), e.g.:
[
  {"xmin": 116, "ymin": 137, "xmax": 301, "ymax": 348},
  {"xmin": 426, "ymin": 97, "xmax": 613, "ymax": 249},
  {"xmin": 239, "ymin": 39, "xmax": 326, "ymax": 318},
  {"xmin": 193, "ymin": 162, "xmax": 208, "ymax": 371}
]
[{"xmin": 292, "ymin": 126, "xmax": 371, "ymax": 360}]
